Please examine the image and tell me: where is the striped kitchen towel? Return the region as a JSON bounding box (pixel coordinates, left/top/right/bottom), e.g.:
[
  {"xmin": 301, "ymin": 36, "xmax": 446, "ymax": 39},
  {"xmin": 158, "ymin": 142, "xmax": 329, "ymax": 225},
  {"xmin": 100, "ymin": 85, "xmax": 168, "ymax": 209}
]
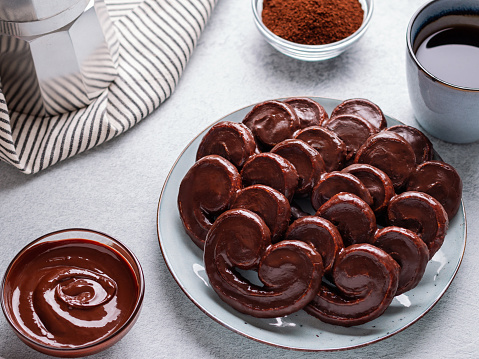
[{"xmin": 0, "ymin": 0, "xmax": 217, "ymax": 174}]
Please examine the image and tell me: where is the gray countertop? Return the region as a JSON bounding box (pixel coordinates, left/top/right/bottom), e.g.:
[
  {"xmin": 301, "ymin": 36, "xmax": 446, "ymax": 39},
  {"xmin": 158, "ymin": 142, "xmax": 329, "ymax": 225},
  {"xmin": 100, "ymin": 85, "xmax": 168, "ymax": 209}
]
[{"xmin": 1, "ymin": 1, "xmax": 478, "ymax": 358}]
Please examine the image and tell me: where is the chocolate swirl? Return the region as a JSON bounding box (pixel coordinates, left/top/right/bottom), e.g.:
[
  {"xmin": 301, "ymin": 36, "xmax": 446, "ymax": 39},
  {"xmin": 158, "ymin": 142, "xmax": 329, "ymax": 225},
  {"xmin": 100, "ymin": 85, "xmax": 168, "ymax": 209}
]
[
  {"xmin": 355, "ymin": 131, "xmax": 416, "ymax": 190},
  {"xmin": 373, "ymin": 226, "xmax": 429, "ymax": 295},
  {"xmin": 311, "ymin": 171, "xmax": 373, "ymax": 211},
  {"xmin": 324, "ymin": 114, "xmax": 378, "ymax": 161},
  {"xmin": 241, "ymin": 153, "xmax": 299, "ymax": 201},
  {"xmin": 316, "ymin": 192, "xmax": 377, "ymax": 246},
  {"xmin": 3, "ymin": 240, "xmax": 138, "ymax": 348},
  {"xmin": 294, "ymin": 126, "xmax": 347, "ymax": 172},
  {"xmin": 178, "ymin": 155, "xmax": 242, "ymax": 248},
  {"xmin": 330, "ymin": 98, "xmax": 387, "ymax": 131},
  {"xmin": 196, "ymin": 121, "xmax": 256, "ymax": 168},
  {"xmin": 271, "ymin": 139, "xmax": 325, "ymax": 196},
  {"xmin": 204, "ymin": 209, "xmax": 323, "ymax": 318},
  {"xmin": 388, "ymin": 191, "xmax": 449, "ymax": 258},
  {"xmin": 285, "ymin": 216, "xmax": 343, "ymax": 272},
  {"xmin": 242, "ymin": 100, "xmax": 299, "ymax": 149},
  {"xmin": 407, "ymin": 161, "xmax": 463, "ymax": 219},
  {"xmin": 231, "ymin": 184, "xmax": 291, "ymax": 242},
  {"xmin": 305, "ymin": 244, "xmax": 399, "ymax": 326},
  {"xmin": 283, "ymin": 97, "xmax": 329, "ymax": 128}
]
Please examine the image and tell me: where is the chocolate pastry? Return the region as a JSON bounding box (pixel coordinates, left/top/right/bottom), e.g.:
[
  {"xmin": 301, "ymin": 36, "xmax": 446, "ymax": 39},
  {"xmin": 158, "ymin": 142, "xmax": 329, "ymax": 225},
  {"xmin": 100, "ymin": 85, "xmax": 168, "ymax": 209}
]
[
  {"xmin": 323, "ymin": 114, "xmax": 378, "ymax": 161},
  {"xmin": 355, "ymin": 131, "xmax": 417, "ymax": 191},
  {"xmin": 241, "ymin": 153, "xmax": 299, "ymax": 201},
  {"xmin": 388, "ymin": 191, "xmax": 449, "ymax": 258},
  {"xmin": 231, "ymin": 184, "xmax": 291, "ymax": 243},
  {"xmin": 242, "ymin": 100, "xmax": 299, "ymax": 149},
  {"xmin": 196, "ymin": 121, "xmax": 256, "ymax": 168},
  {"xmin": 305, "ymin": 243, "xmax": 399, "ymax": 327},
  {"xmin": 407, "ymin": 161, "xmax": 463, "ymax": 219},
  {"xmin": 342, "ymin": 164, "xmax": 395, "ymax": 214},
  {"xmin": 294, "ymin": 126, "xmax": 347, "ymax": 172},
  {"xmin": 178, "ymin": 155, "xmax": 242, "ymax": 249},
  {"xmin": 204, "ymin": 209, "xmax": 324, "ymax": 318},
  {"xmin": 271, "ymin": 139, "xmax": 326, "ymax": 196},
  {"xmin": 316, "ymin": 193, "xmax": 377, "ymax": 246},
  {"xmin": 386, "ymin": 125, "xmax": 433, "ymax": 165},
  {"xmin": 285, "ymin": 216, "xmax": 343, "ymax": 272},
  {"xmin": 283, "ymin": 97, "xmax": 329, "ymax": 128},
  {"xmin": 311, "ymin": 171, "xmax": 373, "ymax": 210},
  {"xmin": 330, "ymin": 98, "xmax": 387, "ymax": 131},
  {"xmin": 373, "ymin": 226, "xmax": 429, "ymax": 295}
]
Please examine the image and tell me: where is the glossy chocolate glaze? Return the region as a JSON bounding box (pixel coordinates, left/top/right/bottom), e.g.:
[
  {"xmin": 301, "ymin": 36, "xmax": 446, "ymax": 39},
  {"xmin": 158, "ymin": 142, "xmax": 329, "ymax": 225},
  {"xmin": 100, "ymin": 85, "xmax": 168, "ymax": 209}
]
[
  {"xmin": 305, "ymin": 243, "xmax": 399, "ymax": 327},
  {"xmin": 178, "ymin": 155, "xmax": 242, "ymax": 249},
  {"xmin": 342, "ymin": 164, "xmax": 395, "ymax": 213},
  {"xmin": 231, "ymin": 184, "xmax": 291, "ymax": 243},
  {"xmin": 355, "ymin": 131, "xmax": 417, "ymax": 191},
  {"xmin": 330, "ymin": 98, "xmax": 387, "ymax": 131},
  {"xmin": 311, "ymin": 171, "xmax": 373, "ymax": 211},
  {"xmin": 386, "ymin": 125, "xmax": 433, "ymax": 165},
  {"xmin": 242, "ymin": 100, "xmax": 299, "ymax": 149},
  {"xmin": 373, "ymin": 226, "xmax": 429, "ymax": 295},
  {"xmin": 285, "ymin": 216, "xmax": 343, "ymax": 272},
  {"xmin": 196, "ymin": 121, "xmax": 256, "ymax": 168},
  {"xmin": 271, "ymin": 139, "xmax": 326, "ymax": 196},
  {"xmin": 2, "ymin": 239, "xmax": 138, "ymax": 348},
  {"xmin": 204, "ymin": 209, "xmax": 323, "ymax": 318},
  {"xmin": 283, "ymin": 97, "xmax": 329, "ymax": 128},
  {"xmin": 241, "ymin": 152, "xmax": 299, "ymax": 201},
  {"xmin": 294, "ymin": 126, "xmax": 347, "ymax": 172},
  {"xmin": 388, "ymin": 191, "xmax": 449, "ymax": 258},
  {"xmin": 324, "ymin": 114, "xmax": 378, "ymax": 161},
  {"xmin": 316, "ymin": 193, "xmax": 377, "ymax": 246},
  {"xmin": 407, "ymin": 161, "xmax": 463, "ymax": 219}
]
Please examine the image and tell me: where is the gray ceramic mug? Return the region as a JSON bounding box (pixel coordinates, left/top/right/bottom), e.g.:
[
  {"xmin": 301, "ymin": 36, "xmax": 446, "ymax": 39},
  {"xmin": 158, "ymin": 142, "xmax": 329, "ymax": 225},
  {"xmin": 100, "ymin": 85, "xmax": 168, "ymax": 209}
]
[{"xmin": 406, "ymin": 0, "xmax": 479, "ymax": 143}]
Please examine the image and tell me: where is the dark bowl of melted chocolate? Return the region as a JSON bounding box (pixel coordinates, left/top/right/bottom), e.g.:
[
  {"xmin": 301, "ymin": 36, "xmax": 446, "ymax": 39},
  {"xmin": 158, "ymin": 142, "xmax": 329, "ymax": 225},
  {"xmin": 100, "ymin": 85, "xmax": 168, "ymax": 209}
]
[
  {"xmin": 252, "ymin": 0, "xmax": 374, "ymax": 61},
  {"xmin": 1, "ymin": 228, "xmax": 145, "ymax": 358}
]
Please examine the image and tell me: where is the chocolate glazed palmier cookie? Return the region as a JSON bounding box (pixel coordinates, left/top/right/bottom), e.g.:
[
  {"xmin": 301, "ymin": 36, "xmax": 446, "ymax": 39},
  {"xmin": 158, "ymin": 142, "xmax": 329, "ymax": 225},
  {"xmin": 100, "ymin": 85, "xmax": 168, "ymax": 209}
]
[
  {"xmin": 355, "ymin": 131, "xmax": 417, "ymax": 191},
  {"xmin": 294, "ymin": 126, "xmax": 347, "ymax": 171},
  {"xmin": 283, "ymin": 97, "xmax": 329, "ymax": 128},
  {"xmin": 407, "ymin": 161, "xmax": 463, "ymax": 219},
  {"xmin": 271, "ymin": 139, "xmax": 326, "ymax": 196},
  {"xmin": 388, "ymin": 191, "xmax": 449, "ymax": 258},
  {"xmin": 330, "ymin": 98, "xmax": 387, "ymax": 131},
  {"xmin": 204, "ymin": 209, "xmax": 324, "ymax": 318},
  {"xmin": 242, "ymin": 100, "xmax": 299, "ymax": 150},
  {"xmin": 386, "ymin": 125, "xmax": 433, "ymax": 165},
  {"xmin": 231, "ymin": 185, "xmax": 291, "ymax": 243},
  {"xmin": 305, "ymin": 244, "xmax": 399, "ymax": 327},
  {"xmin": 241, "ymin": 153, "xmax": 299, "ymax": 201},
  {"xmin": 285, "ymin": 216, "xmax": 343, "ymax": 273},
  {"xmin": 373, "ymin": 227, "xmax": 429, "ymax": 295},
  {"xmin": 311, "ymin": 171, "xmax": 373, "ymax": 210},
  {"xmin": 342, "ymin": 164, "xmax": 395, "ymax": 214},
  {"xmin": 316, "ymin": 193, "xmax": 377, "ymax": 246},
  {"xmin": 196, "ymin": 121, "xmax": 256, "ymax": 168},
  {"xmin": 323, "ymin": 114, "xmax": 378, "ymax": 161},
  {"xmin": 178, "ymin": 155, "xmax": 242, "ymax": 249}
]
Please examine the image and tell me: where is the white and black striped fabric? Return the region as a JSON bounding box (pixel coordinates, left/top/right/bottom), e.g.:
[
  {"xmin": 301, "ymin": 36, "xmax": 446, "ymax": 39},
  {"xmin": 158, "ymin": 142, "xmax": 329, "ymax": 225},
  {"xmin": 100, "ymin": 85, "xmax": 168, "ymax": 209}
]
[{"xmin": 0, "ymin": 0, "xmax": 217, "ymax": 174}]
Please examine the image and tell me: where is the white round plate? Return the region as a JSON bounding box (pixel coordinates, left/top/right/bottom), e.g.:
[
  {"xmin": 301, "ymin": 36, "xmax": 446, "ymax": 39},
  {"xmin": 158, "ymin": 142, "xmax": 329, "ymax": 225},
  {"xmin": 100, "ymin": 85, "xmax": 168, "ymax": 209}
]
[{"xmin": 157, "ymin": 97, "xmax": 466, "ymax": 351}]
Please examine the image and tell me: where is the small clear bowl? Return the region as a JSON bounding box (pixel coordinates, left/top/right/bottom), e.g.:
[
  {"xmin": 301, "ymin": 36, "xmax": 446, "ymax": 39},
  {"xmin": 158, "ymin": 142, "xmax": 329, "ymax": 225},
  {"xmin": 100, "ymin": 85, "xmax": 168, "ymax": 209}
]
[
  {"xmin": 1, "ymin": 228, "xmax": 145, "ymax": 358},
  {"xmin": 252, "ymin": 0, "xmax": 374, "ymax": 61}
]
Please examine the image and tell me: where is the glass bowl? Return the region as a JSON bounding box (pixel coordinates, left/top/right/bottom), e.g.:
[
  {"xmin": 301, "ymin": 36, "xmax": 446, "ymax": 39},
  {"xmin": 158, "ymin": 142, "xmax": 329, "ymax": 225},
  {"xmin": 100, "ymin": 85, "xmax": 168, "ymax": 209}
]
[
  {"xmin": 1, "ymin": 228, "xmax": 145, "ymax": 358},
  {"xmin": 252, "ymin": 0, "xmax": 374, "ymax": 61}
]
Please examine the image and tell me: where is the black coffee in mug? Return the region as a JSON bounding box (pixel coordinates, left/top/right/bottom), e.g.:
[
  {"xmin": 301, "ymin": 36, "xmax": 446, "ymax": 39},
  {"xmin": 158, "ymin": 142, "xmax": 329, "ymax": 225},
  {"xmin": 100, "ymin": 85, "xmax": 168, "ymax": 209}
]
[{"xmin": 414, "ymin": 15, "xmax": 479, "ymax": 89}]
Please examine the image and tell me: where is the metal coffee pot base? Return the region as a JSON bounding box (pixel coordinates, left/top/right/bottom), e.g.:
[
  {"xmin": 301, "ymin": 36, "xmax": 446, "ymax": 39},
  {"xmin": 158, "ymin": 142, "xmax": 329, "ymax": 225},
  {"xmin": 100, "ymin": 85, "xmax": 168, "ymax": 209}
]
[{"xmin": 0, "ymin": 0, "xmax": 118, "ymax": 117}]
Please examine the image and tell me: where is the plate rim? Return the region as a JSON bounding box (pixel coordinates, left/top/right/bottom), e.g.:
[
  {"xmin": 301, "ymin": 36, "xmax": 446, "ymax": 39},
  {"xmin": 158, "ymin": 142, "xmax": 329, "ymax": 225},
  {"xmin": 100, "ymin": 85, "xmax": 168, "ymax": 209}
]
[{"xmin": 156, "ymin": 96, "xmax": 467, "ymax": 351}]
